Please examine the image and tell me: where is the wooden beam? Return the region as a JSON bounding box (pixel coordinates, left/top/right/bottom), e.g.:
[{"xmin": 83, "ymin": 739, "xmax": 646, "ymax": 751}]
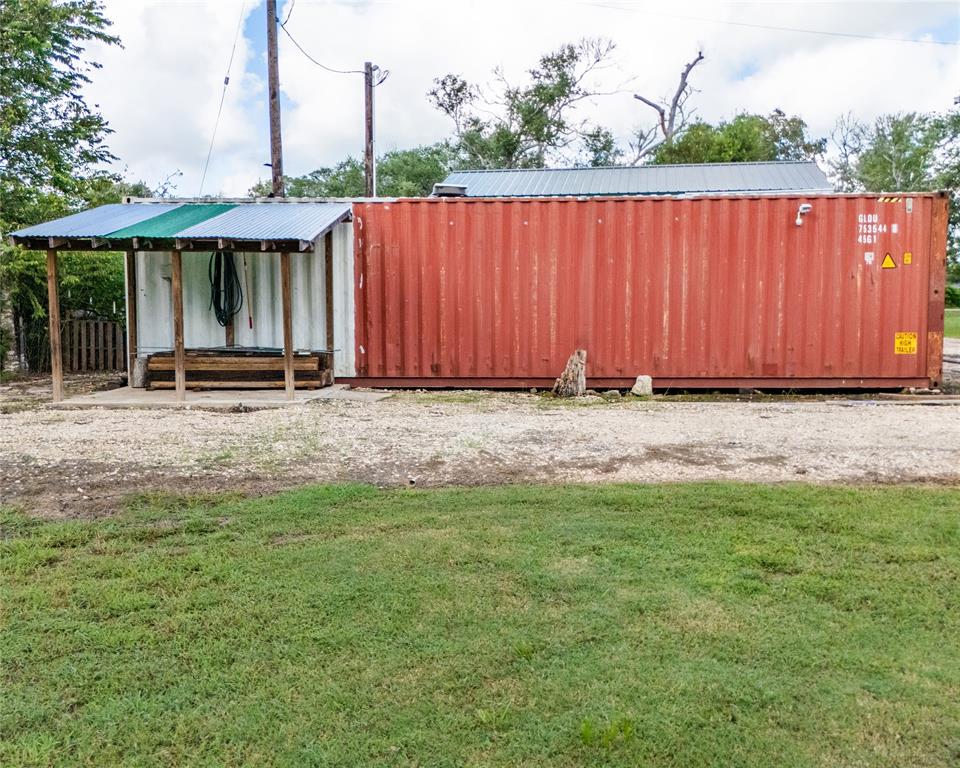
[
  {"xmin": 171, "ymin": 249, "xmax": 186, "ymax": 401},
  {"xmin": 280, "ymin": 251, "xmax": 295, "ymax": 399},
  {"xmin": 125, "ymin": 250, "xmax": 138, "ymax": 380},
  {"xmin": 324, "ymin": 229, "xmax": 334, "ymax": 352},
  {"xmin": 45, "ymin": 250, "xmax": 64, "ymax": 402}
]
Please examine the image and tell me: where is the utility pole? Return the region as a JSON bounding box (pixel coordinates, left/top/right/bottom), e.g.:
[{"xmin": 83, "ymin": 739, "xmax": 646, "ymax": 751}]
[
  {"xmin": 266, "ymin": 0, "xmax": 285, "ymax": 196},
  {"xmin": 364, "ymin": 61, "xmax": 375, "ymax": 197}
]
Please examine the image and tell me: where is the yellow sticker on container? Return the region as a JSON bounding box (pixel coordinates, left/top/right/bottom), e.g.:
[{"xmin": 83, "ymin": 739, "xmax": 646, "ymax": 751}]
[
  {"xmin": 881, "ymin": 253, "xmax": 897, "ymax": 269},
  {"xmin": 894, "ymin": 332, "xmax": 917, "ymax": 355},
  {"xmin": 903, "ymin": 251, "xmax": 912, "ymax": 265}
]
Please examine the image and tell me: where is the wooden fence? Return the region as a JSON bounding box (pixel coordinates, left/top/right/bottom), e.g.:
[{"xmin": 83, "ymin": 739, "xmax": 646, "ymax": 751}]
[{"xmin": 62, "ymin": 318, "xmax": 127, "ymax": 372}]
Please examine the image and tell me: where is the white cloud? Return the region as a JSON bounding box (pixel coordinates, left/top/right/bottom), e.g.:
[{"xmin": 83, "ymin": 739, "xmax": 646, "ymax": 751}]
[{"xmin": 83, "ymin": 0, "xmax": 959, "ymax": 196}]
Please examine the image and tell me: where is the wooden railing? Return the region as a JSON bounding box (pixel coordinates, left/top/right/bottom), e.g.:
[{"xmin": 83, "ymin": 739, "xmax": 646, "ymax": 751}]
[{"xmin": 62, "ymin": 318, "xmax": 127, "ymax": 372}]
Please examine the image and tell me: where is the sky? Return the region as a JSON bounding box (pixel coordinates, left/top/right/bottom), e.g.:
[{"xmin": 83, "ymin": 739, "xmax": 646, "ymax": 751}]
[{"xmin": 82, "ymin": 0, "xmax": 960, "ymax": 197}]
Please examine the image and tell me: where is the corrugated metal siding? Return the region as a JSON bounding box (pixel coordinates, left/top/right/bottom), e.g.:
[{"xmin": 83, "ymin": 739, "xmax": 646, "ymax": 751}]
[
  {"xmin": 11, "ymin": 203, "xmax": 181, "ymax": 238},
  {"xmin": 177, "ymin": 202, "xmax": 351, "ymax": 240},
  {"xmin": 442, "ymin": 161, "xmax": 832, "ymax": 198},
  {"xmin": 352, "ymin": 195, "xmax": 942, "ymax": 387},
  {"xmin": 133, "ymin": 222, "xmax": 355, "ymax": 372},
  {"xmin": 331, "ymin": 222, "xmax": 357, "ymax": 377}
]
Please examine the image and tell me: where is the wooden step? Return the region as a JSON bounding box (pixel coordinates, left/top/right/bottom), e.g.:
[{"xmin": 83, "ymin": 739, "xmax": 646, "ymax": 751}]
[
  {"xmin": 148, "ymin": 356, "xmax": 320, "ymax": 372},
  {"xmin": 150, "ymin": 380, "xmax": 326, "ymax": 390}
]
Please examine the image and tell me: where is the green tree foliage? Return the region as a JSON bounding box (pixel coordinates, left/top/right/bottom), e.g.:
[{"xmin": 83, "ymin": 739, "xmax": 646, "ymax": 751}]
[
  {"xmin": 651, "ymin": 110, "xmax": 826, "ymax": 164},
  {"xmin": 0, "ymin": 179, "xmax": 150, "ymax": 370},
  {"xmin": 0, "ymin": 0, "xmax": 124, "ymax": 370},
  {"xmin": 250, "ymin": 144, "xmax": 455, "ymax": 198},
  {"xmin": 428, "ymin": 39, "xmax": 618, "ymax": 169},
  {"xmin": 0, "ymin": 0, "xmax": 121, "ymax": 233},
  {"xmin": 830, "ymin": 111, "xmax": 960, "ymax": 281},
  {"xmin": 579, "ymin": 127, "xmax": 623, "ymax": 167}
]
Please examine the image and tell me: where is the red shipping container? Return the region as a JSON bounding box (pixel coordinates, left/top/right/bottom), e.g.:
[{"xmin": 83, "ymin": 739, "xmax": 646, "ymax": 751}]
[{"xmin": 350, "ymin": 194, "xmax": 948, "ymax": 389}]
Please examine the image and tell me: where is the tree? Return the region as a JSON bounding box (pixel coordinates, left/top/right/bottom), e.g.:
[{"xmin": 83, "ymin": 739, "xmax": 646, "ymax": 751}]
[
  {"xmin": 579, "ymin": 127, "xmax": 622, "ymax": 167},
  {"xmin": 428, "ymin": 39, "xmax": 618, "ymax": 169},
  {"xmin": 250, "ymin": 144, "xmax": 455, "ymax": 198},
  {"xmin": 0, "ymin": 0, "xmax": 122, "ymax": 371},
  {"xmin": 829, "ymin": 111, "xmax": 959, "ymax": 281},
  {"xmin": 828, "ymin": 113, "xmax": 868, "ymax": 193},
  {"xmin": 0, "ymin": 0, "xmax": 121, "ymax": 234},
  {"xmin": 1, "ymin": 178, "xmax": 153, "ymax": 370},
  {"xmin": 649, "ymin": 110, "xmax": 826, "ymax": 164},
  {"xmin": 630, "ymin": 51, "xmax": 705, "ymax": 162}
]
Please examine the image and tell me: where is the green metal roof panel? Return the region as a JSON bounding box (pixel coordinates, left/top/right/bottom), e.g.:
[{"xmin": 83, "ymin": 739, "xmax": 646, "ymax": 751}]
[{"xmin": 106, "ymin": 203, "xmax": 238, "ymax": 239}]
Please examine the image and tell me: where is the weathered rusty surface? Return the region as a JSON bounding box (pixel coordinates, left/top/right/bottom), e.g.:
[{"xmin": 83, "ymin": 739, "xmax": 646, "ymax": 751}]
[
  {"xmin": 351, "ymin": 194, "xmax": 945, "ymax": 388},
  {"xmin": 927, "ymin": 194, "xmax": 949, "ymax": 387}
]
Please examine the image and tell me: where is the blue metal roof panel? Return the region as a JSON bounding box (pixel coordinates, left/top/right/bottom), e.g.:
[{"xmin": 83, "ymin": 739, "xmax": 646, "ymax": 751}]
[
  {"xmin": 442, "ymin": 161, "xmax": 832, "ymax": 197},
  {"xmin": 177, "ymin": 202, "xmax": 352, "ymax": 241},
  {"xmin": 10, "ymin": 203, "xmax": 182, "ymax": 238}
]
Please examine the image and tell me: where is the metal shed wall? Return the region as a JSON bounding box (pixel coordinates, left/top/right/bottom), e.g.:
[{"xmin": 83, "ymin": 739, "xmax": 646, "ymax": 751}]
[
  {"xmin": 350, "ymin": 195, "xmax": 947, "ymax": 389},
  {"xmin": 134, "ymin": 221, "xmax": 356, "ymax": 377}
]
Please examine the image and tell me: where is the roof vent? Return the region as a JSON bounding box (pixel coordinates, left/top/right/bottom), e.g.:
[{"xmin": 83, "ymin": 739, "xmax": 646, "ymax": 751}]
[{"xmin": 431, "ymin": 183, "xmax": 468, "ymax": 197}]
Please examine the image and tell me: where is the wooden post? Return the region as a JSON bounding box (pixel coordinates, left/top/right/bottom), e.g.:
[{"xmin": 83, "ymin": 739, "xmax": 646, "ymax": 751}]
[
  {"xmin": 364, "ymin": 62, "xmax": 375, "ymax": 196},
  {"xmin": 266, "ymin": 0, "xmax": 285, "ymax": 196},
  {"xmin": 45, "ymin": 250, "xmax": 64, "ymax": 402},
  {"xmin": 325, "ymin": 230, "xmax": 334, "ymax": 352},
  {"xmin": 280, "ymin": 251, "xmax": 295, "ymax": 400},
  {"xmin": 125, "ymin": 250, "xmax": 138, "ymax": 378},
  {"xmin": 552, "ymin": 349, "xmax": 587, "ymax": 398},
  {"xmin": 171, "ymin": 250, "xmax": 186, "ymax": 401}
]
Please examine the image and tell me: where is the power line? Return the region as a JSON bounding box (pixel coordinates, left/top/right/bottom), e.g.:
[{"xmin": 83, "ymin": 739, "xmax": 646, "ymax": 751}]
[
  {"xmin": 198, "ymin": 1, "xmax": 247, "ymax": 196},
  {"xmin": 278, "ymin": 23, "xmax": 366, "ymax": 74},
  {"xmin": 278, "ymin": 5, "xmax": 388, "ymax": 82},
  {"xmin": 579, "ymin": 1, "xmax": 960, "ymax": 46}
]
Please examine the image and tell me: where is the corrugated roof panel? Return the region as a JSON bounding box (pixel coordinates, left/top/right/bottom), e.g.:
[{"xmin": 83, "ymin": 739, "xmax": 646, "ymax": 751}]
[
  {"xmin": 106, "ymin": 203, "xmax": 238, "ymax": 239},
  {"xmin": 177, "ymin": 202, "xmax": 352, "ymax": 241},
  {"xmin": 442, "ymin": 161, "xmax": 832, "ymax": 197},
  {"xmin": 10, "ymin": 203, "xmax": 182, "ymax": 238}
]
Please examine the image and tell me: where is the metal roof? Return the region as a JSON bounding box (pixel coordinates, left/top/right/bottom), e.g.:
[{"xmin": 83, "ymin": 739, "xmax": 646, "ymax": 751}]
[
  {"xmin": 441, "ymin": 161, "xmax": 832, "ymax": 197},
  {"xmin": 10, "ymin": 203, "xmax": 182, "ymax": 238},
  {"xmin": 177, "ymin": 202, "xmax": 352, "ymax": 240},
  {"xmin": 8, "ymin": 201, "xmax": 352, "ymax": 251},
  {"xmin": 107, "ymin": 203, "xmax": 238, "ymax": 239}
]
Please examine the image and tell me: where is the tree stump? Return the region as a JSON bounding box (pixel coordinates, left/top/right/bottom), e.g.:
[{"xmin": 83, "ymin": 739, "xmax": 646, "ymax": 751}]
[{"xmin": 552, "ymin": 349, "xmax": 587, "ymax": 397}]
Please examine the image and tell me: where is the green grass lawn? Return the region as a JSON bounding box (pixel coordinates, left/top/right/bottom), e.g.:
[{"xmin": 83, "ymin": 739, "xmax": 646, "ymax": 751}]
[
  {"xmin": 3, "ymin": 483, "xmax": 960, "ymax": 767},
  {"xmin": 946, "ymin": 307, "xmax": 960, "ymax": 339}
]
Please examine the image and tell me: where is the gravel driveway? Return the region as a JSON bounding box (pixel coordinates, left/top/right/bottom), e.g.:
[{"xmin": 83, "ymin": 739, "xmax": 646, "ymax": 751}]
[{"xmin": 3, "ymin": 392, "xmax": 958, "ymax": 517}]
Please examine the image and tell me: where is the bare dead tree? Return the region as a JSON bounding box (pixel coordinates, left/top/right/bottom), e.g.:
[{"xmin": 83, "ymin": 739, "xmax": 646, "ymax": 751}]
[
  {"xmin": 828, "ymin": 113, "xmax": 868, "ymax": 192},
  {"xmin": 630, "ymin": 51, "xmax": 705, "ymax": 163}
]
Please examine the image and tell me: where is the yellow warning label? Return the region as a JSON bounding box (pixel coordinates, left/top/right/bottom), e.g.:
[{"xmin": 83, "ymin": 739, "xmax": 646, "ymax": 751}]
[
  {"xmin": 881, "ymin": 253, "xmax": 897, "ymax": 269},
  {"xmin": 878, "ymin": 196, "xmax": 903, "ymax": 203},
  {"xmin": 895, "ymin": 332, "xmax": 918, "ymax": 355},
  {"xmin": 903, "ymin": 251, "xmax": 912, "ymax": 265}
]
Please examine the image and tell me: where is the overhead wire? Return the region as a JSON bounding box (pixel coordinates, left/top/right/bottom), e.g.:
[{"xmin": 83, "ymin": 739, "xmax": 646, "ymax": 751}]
[
  {"xmin": 198, "ymin": 1, "xmax": 247, "ymax": 196},
  {"xmin": 577, "ymin": 1, "xmax": 959, "ymax": 46},
  {"xmin": 279, "ymin": 0, "xmax": 388, "ymax": 81}
]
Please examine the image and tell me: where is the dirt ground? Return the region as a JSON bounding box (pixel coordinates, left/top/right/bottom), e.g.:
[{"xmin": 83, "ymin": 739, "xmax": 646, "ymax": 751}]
[{"xmin": 2, "ymin": 372, "xmax": 959, "ymax": 517}]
